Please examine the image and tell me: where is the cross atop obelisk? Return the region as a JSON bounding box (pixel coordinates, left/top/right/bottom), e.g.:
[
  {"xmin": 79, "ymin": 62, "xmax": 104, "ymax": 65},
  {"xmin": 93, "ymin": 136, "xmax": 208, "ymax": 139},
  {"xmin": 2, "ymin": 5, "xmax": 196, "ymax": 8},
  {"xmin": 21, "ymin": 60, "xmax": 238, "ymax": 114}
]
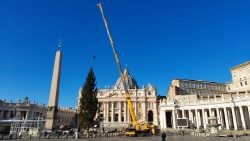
[{"xmin": 45, "ymin": 42, "xmax": 62, "ymax": 130}]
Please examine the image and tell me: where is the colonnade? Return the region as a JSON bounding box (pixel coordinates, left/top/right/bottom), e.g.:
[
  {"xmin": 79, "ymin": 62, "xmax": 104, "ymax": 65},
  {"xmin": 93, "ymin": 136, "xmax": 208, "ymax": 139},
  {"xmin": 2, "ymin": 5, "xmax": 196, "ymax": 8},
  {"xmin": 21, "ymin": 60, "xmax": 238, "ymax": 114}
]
[
  {"xmin": 0, "ymin": 110, "xmax": 45, "ymax": 120},
  {"xmin": 161, "ymin": 105, "xmax": 250, "ymax": 130},
  {"xmin": 100, "ymin": 101, "xmax": 158, "ymax": 125}
]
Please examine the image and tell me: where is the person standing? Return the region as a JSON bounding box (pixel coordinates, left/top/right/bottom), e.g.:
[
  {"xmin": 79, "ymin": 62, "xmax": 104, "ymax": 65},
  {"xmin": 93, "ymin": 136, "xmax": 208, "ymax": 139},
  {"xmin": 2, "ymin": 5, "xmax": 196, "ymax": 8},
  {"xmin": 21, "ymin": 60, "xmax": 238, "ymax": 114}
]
[{"xmin": 161, "ymin": 132, "xmax": 166, "ymax": 141}]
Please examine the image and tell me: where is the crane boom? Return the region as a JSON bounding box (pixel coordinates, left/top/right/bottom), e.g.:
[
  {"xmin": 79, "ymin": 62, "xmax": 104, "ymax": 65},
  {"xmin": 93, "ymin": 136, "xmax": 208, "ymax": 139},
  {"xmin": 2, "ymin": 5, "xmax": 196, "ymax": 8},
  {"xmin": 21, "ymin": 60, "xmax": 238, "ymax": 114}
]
[{"xmin": 97, "ymin": 3, "xmax": 139, "ymax": 128}]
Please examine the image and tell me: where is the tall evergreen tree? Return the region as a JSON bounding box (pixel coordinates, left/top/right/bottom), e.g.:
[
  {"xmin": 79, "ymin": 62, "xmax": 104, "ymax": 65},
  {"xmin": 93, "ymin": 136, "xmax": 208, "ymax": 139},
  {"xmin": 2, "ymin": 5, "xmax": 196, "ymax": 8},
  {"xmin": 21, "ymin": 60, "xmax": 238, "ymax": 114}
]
[{"xmin": 78, "ymin": 67, "xmax": 98, "ymax": 131}]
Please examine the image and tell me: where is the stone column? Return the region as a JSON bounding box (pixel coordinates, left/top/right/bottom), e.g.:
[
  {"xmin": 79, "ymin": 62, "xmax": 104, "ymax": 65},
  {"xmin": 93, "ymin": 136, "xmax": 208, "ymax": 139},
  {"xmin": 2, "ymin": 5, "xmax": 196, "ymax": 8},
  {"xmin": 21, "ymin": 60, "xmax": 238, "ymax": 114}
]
[
  {"xmin": 195, "ymin": 109, "xmax": 198, "ymax": 128},
  {"xmin": 0, "ymin": 110, "xmax": 3, "ymax": 118},
  {"xmin": 205, "ymin": 110, "xmax": 209, "ymax": 125},
  {"xmin": 202, "ymin": 109, "xmax": 207, "ymax": 129},
  {"xmin": 141, "ymin": 101, "xmax": 146, "ymax": 121},
  {"xmin": 223, "ymin": 108, "xmax": 229, "ymax": 130},
  {"xmin": 25, "ymin": 111, "xmax": 29, "ymax": 120},
  {"xmin": 176, "ymin": 110, "xmax": 179, "ymax": 118},
  {"xmin": 153, "ymin": 102, "xmax": 158, "ymax": 125},
  {"xmin": 211, "ymin": 109, "xmax": 215, "ymax": 117},
  {"xmin": 191, "ymin": 110, "xmax": 194, "ymax": 123},
  {"xmin": 159, "ymin": 110, "xmax": 163, "ymax": 129},
  {"xmin": 198, "ymin": 110, "xmax": 202, "ymax": 128},
  {"xmin": 111, "ymin": 102, "xmax": 114, "ymax": 122},
  {"xmin": 216, "ymin": 108, "xmax": 222, "ymax": 130},
  {"xmin": 124, "ymin": 102, "xmax": 127, "ymax": 122},
  {"xmin": 127, "ymin": 102, "xmax": 130, "ymax": 122},
  {"xmin": 209, "ymin": 108, "xmax": 212, "ymax": 117},
  {"xmin": 236, "ymin": 108, "xmax": 241, "ymax": 126},
  {"xmin": 231, "ymin": 107, "xmax": 238, "ymax": 130},
  {"xmin": 219, "ymin": 110, "xmax": 225, "ymax": 128},
  {"xmin": 103, "ymin": 102, "xmax": 106, "ymax": 122},
  {"xmin": 134, "ymin": 102, "xmax": 137, "ymax": 119},
  {"xmin": 227, "ymin": 109, "xmax": 233, "ymax": 128},
  {"xmin": 106, "ymin": 102, "xmax": 109, "ymax": 122},
  {"xmin": 182, "ymin": 110, "xmax": 185, "ymax": 118},
  {"xmin": 195, "ymin": 109, "xmax": 200, "ymax": 128},
  {"xmin": 248, "ymin": 105, "xmax": 250, "ymax": 122},
  {"xmin": 239, "ymin": 106, "xmax": 246, "ymax": 130},
  {"xmin": 161, "ymin": 110, "xmax": 166, "ymax": 129},
  {"xmin": 172, "ymin": 110, "xmax": 176, "ymax": 129},
  {"xmin": 118, "ymin": 102, "xmax": 122, "ymax": 122},
  {"xmin": 188, "ymin": 110, "xmax": 192, "ymax": 125}
]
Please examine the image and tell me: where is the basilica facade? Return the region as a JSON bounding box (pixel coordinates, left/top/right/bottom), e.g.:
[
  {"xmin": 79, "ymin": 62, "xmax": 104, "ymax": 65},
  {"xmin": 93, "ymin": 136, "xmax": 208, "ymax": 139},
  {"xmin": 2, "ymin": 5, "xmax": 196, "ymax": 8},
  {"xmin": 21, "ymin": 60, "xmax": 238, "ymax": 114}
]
[
  {"xmin": 96, "ymin": 68, "xmax": 159, "ymax": 129},
  {"xmin": 159, "ymin": 61, "xmax": 250, "ymax": 130}
]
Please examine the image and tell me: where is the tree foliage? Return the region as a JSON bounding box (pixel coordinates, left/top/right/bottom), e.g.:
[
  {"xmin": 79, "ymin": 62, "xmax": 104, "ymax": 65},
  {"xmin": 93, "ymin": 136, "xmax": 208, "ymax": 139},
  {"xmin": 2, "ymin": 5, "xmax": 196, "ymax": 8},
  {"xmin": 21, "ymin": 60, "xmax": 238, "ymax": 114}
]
[{"xmin": 78, "ymin": 68, "xmax": 98, "ymax": 130}]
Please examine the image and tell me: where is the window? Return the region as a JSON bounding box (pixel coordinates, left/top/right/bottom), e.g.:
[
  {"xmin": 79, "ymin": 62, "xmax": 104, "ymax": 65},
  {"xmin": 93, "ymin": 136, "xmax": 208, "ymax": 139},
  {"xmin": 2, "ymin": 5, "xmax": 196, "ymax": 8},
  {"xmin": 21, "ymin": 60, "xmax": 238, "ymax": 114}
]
[
  {"xmin": 148, "ymin": 102, "xmax": 151, "ymax": 108},
  {"xmin": 240, "ymin": 82, "xmax": 243, "ymax": 86},
  {"xmin": 245, "ymin": 81, "xmax": 248, "ymax": 85},
  {"xmin": 148, "ymin": 91, "xmax": 151, "ymax": 95}
]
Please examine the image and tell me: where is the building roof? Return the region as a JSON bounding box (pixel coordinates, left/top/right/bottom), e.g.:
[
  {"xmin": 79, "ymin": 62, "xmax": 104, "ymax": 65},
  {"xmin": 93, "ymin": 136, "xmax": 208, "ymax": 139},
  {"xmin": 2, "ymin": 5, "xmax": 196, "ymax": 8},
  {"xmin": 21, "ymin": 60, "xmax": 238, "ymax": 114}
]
[
  {"xmin": 231, "ymin": 61, "xmax": 250, "ymax": 70},
  {"xmin": 174, "ymin": 78, "xmax": 226, "ymax": 85}
]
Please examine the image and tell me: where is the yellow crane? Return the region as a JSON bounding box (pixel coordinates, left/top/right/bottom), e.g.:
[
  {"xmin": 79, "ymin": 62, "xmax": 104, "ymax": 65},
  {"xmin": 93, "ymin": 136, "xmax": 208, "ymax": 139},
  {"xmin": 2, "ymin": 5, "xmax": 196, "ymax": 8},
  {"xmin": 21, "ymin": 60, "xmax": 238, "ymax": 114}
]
[{"xmin": 97, "ymin": 3, "xmax": 156, "ymax": 136}]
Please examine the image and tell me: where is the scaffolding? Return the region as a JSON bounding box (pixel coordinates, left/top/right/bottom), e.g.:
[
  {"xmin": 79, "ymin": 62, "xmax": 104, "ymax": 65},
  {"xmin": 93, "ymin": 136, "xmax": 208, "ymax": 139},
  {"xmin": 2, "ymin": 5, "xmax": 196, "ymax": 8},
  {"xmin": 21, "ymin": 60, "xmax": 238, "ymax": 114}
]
[{"xmin": 1, "ymin": 117, "xmax": 46, "ymax": 136}]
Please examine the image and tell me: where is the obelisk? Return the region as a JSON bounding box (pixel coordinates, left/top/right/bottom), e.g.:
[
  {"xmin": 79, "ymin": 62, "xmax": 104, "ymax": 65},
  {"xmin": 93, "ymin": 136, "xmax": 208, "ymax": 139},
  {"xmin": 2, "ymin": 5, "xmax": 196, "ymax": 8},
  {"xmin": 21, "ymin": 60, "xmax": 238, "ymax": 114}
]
[{"xmin": 45, "ymin": 43, "xmax": 62, "ymax": 130}]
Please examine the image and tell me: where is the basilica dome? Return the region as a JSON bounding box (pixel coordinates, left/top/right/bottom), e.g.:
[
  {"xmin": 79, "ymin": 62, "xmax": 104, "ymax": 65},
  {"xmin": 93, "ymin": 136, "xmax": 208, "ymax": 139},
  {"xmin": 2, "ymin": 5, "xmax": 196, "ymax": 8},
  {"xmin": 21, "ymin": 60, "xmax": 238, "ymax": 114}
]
[{"xmin": 114, "ymin": 68, "xmax": 139, "ymax": 90}]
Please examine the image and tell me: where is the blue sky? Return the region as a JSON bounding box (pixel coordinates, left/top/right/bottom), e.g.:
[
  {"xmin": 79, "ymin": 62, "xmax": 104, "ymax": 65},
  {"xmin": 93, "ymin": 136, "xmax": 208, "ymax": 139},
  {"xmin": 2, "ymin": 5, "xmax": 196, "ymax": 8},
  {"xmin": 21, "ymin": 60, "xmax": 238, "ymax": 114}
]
[{"xmin": 0, "ymin": 0, "xmax": 249, "ymax": 108}]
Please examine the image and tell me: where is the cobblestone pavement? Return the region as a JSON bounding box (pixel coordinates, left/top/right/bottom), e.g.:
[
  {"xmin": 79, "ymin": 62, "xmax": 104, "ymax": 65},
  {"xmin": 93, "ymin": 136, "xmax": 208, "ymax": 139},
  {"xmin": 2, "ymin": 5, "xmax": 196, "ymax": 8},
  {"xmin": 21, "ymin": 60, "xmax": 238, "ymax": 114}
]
[
  {"xmin": 2, "ymin": 135, "xmax": 250, "ymax": 141},
  {"xmin": 6, "ymin": 136, "xmax": 250, "ymax": 141},
  {"xmin": 77, "ymin": 136, "xmax": 250, "ymax": 141}
]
